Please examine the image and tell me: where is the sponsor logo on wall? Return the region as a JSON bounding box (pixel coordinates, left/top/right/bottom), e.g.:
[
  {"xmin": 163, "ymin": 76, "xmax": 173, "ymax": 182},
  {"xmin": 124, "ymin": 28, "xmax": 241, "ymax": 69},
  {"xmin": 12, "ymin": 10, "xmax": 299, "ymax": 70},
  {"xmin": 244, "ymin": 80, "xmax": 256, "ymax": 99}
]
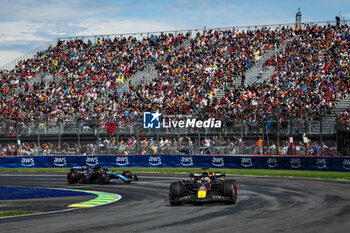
[
  {"xmin": 149, "ymin": 156, "xmax": 162, "ymax": 166},
  {"xmin": 180, "ymin": 156, "xmax": 193, "ymax": 166},
  {"xmin": 116, "ymin": 156, "xmax": 129, "ymax": 166},
  {"xmin": 21, "ymin": 157, "xmax": 35, "ymax": 167},
  {"xmin": 212, "ymin": 157, "xmax": 224, "ymax": 167},
  {"xmin": 267, "ymin": 158, "xmax": 277, "ymax": 168},
  {"xmin": 290, "ymin": 158, "xmax": 301, "ymax": 168},
  {"xmin": 53, "ymin": 157, "xmax": 67, "ymax": 167},
  {"xmin": 241, "ymin": 158, "xmax": 253, "ymax": 168},
  {"xmin": 316, "ymin": 158, "xmax": 327, "ymax": 169},
  {"xmin": 86, "ymin": 157, "xmax": 99, "ymax": 166},
  {"xmin": 342, "ymin": 159, "xmax": 350, "ymax": 170}
]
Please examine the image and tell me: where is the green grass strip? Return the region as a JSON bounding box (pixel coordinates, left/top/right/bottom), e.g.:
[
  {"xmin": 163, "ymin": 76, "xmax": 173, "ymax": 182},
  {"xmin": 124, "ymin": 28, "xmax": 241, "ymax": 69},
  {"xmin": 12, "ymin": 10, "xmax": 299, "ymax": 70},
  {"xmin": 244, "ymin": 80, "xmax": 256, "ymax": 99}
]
[
  {"xmin": 0, "ymin": 167, "xmax": 349, "ymax": 180},
  {"xmin": 0, "ymin": 210, "xmax": 41, "ymax": 217}
]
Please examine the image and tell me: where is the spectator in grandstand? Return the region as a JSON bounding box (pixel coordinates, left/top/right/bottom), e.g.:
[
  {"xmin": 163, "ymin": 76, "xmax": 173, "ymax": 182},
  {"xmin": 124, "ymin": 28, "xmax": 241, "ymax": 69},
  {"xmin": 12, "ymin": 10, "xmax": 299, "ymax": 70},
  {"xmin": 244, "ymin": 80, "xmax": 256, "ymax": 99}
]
[
  {"xmin": 0, "ymin": 33, "xmax": 188, "ymax": 123},
  {"xmin": 337, "ymin": 108, "xmax": 350, "ymax": 125},
  {"xmin": 208, "ymin": 24, "xmax": 349, "ymax": 125},
  {"xmin": 1, "ymin": 23, "xmax": 349, "ymax": 138}
]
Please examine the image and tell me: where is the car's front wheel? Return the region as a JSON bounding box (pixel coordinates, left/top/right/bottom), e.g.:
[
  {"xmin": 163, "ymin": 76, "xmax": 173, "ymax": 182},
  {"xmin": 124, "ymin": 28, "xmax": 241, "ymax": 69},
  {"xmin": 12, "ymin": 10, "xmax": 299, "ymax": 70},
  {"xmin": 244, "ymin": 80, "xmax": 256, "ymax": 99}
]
[
  {"xmin": 169, "ymin": 181, "xmax": 183, "ymax": 205},
  {"xmin": 122, "ymin": 170, "xmax": 133, "ymax": 179},
  {"xmin": 221, "ymin": 179, "xmax": 237, "ymax": 204}
]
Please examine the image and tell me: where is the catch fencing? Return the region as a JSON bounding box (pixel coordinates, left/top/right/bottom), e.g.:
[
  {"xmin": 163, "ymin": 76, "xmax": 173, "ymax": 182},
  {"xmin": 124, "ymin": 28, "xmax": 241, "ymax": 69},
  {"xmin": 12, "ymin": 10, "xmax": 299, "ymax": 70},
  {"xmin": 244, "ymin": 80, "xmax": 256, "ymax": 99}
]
[{"xmin": 0, "ymin": 114, "xmax": 341, "ymax": 156}]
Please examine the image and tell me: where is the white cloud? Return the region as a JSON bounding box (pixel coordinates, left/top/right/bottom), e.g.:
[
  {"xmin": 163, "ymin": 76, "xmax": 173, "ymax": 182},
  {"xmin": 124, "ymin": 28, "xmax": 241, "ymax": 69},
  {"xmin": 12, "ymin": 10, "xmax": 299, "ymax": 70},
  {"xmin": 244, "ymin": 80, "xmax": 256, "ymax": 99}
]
[
  {"xmin": 72, "ymin": 18, "xmax": 177, "ymax": 37},
  {"xmin": 0, "ymin": 51, "xmax": 24, "ymax": 68},
  {"xmin": 0, "ymin": 17, "xmax": 177, "ymax": 66},
  {"xmin": 0, "ymin": 0, "xmax": 124, "ymax": 22},
  {"xmin": 0, "ymin": 21, "xmax": 49, "ymax": 44}
]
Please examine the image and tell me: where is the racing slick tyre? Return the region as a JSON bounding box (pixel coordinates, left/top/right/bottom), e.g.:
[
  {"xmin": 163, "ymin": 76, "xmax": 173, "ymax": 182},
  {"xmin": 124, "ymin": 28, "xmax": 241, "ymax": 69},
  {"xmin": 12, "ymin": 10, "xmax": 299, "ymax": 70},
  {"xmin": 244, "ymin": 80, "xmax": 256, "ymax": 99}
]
[
  {"xmin": 221, "ymin": 179, "xmax": 237, "ymax": 204},
  {"xmin": 67, "ymin": 171, "xmax": 81, "ymax": 184},
  {"xmin": 98, "ymin": 172, "xmax": 109, "ymax": 185},
  {"xmin": 169, "ymin": 181, "xmax": 183, "ymax": 206},
  {"xmin": 122, "ymin": 170, "xmax": 133, "ymax": 179}
]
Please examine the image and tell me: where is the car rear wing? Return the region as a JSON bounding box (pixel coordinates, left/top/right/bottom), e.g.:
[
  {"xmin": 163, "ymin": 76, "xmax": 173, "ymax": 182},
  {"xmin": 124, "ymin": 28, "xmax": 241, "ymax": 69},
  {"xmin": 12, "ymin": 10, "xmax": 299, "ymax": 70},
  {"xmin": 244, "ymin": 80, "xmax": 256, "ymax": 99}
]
[
  {"xmin": 190, "ymin": 172, "xmax": 225, "ymax": 178},
  {"xmin": 213, "ymin": 172, "xmax": 225, "ymax": 178},
  {"xmin": 72, "ymin": 166, "xmax": 88, "ymax": 171}
]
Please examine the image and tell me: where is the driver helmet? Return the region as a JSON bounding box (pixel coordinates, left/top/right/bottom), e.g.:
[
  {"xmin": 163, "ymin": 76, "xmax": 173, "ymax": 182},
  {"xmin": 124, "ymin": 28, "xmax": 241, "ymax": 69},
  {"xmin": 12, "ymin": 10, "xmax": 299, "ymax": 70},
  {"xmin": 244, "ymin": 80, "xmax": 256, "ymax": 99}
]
[{"xmin": 201, "ymin": 176, "xmax": 210, "ymax": 183}]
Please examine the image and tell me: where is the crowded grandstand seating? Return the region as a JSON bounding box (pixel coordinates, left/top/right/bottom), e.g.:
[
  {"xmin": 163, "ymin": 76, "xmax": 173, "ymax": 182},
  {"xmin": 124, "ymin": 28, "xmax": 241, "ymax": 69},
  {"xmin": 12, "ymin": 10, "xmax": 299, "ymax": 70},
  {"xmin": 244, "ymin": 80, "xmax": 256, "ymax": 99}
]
[
  {"xmin": 207, "ymin": 24, "xmax": 350, "ymax": 123},
  {"xmin": 0, "ymin": 27, "xmax": 295, "ymax": 124},
  {"xmin": 338, "ymin": 108, "xmax": 350, "ymax": 124},
  {"xmin": 0, "ymin": 21, "xmax": 349, "ymax": 157},
  {"xmin": 118, "ymin": 27, "xmax": 294, "ymax": 117},
  {"xmin": 0, "ymin": 24, "xmax": 349, "ymax": 132},
  {"xmin": 0, "ymin": 33, "xmax": 188, "ymax": 123}
]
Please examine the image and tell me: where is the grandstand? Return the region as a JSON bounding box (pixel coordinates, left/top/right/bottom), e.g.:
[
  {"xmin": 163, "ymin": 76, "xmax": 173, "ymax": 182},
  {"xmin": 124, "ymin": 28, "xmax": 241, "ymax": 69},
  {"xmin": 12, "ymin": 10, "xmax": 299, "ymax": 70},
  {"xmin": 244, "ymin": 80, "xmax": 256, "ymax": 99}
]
[{"xmin": 0, "ymin": 19, "xmax": 349, "ymax": 157}]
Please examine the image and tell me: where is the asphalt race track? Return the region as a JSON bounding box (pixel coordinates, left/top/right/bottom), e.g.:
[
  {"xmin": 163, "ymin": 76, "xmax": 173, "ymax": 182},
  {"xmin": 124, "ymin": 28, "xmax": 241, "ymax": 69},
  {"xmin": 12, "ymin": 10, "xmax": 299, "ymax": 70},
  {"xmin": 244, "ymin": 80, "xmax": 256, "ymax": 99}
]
[{"xmin": 0, "ymin": 173, "xmax": 349, "ymax": 233}]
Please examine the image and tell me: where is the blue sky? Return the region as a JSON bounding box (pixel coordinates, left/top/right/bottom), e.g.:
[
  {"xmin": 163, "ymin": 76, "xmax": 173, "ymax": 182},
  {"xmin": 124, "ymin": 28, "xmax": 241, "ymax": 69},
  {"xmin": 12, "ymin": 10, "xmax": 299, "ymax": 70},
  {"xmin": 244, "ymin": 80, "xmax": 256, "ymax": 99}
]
[{"xmin": 0, "ymin": 0, "xmax": 349, "ymax": 67}]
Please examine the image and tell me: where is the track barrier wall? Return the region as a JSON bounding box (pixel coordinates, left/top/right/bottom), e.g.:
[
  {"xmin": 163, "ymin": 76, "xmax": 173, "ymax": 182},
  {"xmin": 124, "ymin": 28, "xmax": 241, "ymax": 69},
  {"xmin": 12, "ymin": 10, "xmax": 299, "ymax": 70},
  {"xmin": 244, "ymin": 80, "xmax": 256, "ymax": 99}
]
[{"xmin": 0, "ymin": 155, "xmax": 350, "ymax": 172}]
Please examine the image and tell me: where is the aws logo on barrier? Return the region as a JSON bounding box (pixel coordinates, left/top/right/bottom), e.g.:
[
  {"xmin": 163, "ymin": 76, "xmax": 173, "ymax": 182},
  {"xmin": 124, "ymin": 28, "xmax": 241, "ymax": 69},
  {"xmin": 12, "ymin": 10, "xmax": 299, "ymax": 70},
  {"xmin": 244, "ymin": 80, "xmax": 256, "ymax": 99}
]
[
  {"xmin": 86, "ymin": 157, "xmax": 99, "ymax": 166},
  {"xmin": 290, "ymin": 158, "xmax": 301, "ymax": 168},
  {"xmin": 180, "ymin": 156, "xmax": 193, "ymax": 166},
  {"xmin": 343, "ymin": 159, "xmax": 350, "ymax": 170},
  {"xmin": 267, "ymin": 158, "xmax": 277, "ymax": 168},
  {"xmin": 149, "ymin": 156, "xmax": 162, "ymax": 166},
  {"xmin": 316, "ymin": 159, "xmax": 327, "ymax": 169},
  {"xmin": 53, "ymin": 157, "xmax": 67, "ymax": 167},
  {"xmin": 21, "ymin": 157, "xmax": 35, "ymax": 167},
  {"xmin": 241, "ymin": 158, "xmax": 253, "ymax": 168},
  {"xmin": 116, "ymin": 156, "xmax": 129, "ymax": 166},
  {"xmin": 212, "ymin": 157, "xmax": 224, "ymax": 167}
]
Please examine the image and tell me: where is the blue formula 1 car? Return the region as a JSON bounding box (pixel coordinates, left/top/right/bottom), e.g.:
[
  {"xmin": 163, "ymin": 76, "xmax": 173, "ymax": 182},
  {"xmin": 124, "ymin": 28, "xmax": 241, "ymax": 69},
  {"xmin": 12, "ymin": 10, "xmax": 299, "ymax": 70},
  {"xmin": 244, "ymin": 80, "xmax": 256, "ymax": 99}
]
[{"xmin": 67, "ymin": 165, "xmax": 138, "ymax": 184}]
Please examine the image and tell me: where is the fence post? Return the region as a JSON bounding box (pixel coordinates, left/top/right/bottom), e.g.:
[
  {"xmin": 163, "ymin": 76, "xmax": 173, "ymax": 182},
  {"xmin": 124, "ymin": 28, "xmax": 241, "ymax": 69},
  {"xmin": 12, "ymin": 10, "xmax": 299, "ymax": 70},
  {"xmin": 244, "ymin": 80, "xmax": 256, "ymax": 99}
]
[
  {"xmin": 96, "ymin": 125, "xmax": 100, "ymax": 155},
  {"xmin": 37, "ymin": 122, "xmax": 40, "ymax": 154},
  {"xmin": 16, "ymin": 123, "xmax": 20, "ymax": 156},
  {"xmin": 219, "ymin": 130, "xmax": 222, "ymax": 154},
  {"xmin": 116, "ymin": 120, "xmax": 119, "ymax": 155},
  {"xmin": 262, "ymin": 121, "xmax": 265, "ymax": 155},
  {"xmin": 277, "ymin": 116, "xmax": 280, "ymax": 155},
  {"xmin": 177, "ymin": 132, "xmax": 180, "ymax": 154},
  {"xmin": 156, "ymin": 131, "xmax": 159, "ymax": 155},
  {"xmin": 136, "ymin": 127, "xmax": 140, "ymax": 155},
  {"xmin": 289, "ymin": 114, "xmax": 293, "ymax": 136},
  {"xmin": 320, "ymin": 116, "xmax": 323, "ymax": 155},
  {"xmin": 59, "ymin": 123, "xmax": 62, "ymax": 153},
  {"xmin": 78, "ymin": 122, "xmax": 81, "ymax": 154},
  {"xmin": 240, "ymin": 121, "xmax": 244, "ymax": 154},
  {"xmin": 304, "ymin": 116, "xmax": 308, "ymax": 134}
]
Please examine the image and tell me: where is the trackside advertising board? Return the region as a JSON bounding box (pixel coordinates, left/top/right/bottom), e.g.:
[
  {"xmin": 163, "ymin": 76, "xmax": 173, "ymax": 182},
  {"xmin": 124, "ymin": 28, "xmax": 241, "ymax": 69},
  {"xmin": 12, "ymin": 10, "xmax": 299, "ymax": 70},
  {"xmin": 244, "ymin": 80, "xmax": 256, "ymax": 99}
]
[{"xmin": 0, "ymin": 155, "xmax": 349, "ymax": 172}]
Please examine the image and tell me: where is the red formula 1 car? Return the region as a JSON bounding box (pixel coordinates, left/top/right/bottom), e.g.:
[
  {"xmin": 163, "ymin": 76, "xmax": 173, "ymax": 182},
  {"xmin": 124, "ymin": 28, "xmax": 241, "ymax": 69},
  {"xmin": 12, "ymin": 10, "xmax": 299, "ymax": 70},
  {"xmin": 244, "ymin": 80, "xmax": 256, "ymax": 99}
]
[{"xmin": 169, "ymin": 169, "xmax": 237, "ymax": 205}]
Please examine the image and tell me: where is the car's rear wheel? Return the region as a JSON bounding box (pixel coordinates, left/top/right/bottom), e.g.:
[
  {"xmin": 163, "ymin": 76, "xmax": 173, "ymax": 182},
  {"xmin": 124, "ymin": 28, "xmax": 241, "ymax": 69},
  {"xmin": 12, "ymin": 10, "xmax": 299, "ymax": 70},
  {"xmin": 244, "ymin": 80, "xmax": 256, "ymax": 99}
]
[
  {"xmin": 67, "ymin": 171, "xmax": 80, "ymax": 184},
  {"xmin": 221, "ymin": 179, "xmax": 237, "ymax": 204},
  {"xmin": 99, "ymin": 172, "xmax": 109, "ymax": 185},
  {"xmin": 169, "ymin": 181, "xmax": 183, "ymax": 205}
]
